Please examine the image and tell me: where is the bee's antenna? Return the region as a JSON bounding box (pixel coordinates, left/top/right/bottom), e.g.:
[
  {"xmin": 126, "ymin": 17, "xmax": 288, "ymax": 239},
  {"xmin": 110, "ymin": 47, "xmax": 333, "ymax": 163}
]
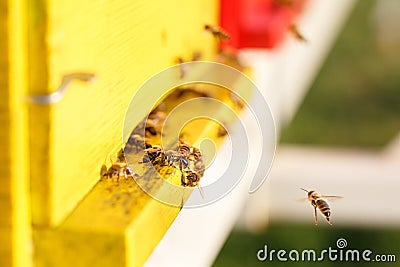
[{"xmin": 300, "ymin": 188, "xmax": 309, "ymax": 192}]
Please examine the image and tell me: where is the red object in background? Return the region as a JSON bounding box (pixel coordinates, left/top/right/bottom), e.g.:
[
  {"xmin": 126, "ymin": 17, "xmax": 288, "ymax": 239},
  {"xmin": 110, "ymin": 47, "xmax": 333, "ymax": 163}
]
[{"xmin": 220, "ymin": 0, "xmax": 307, "ymax": 49}]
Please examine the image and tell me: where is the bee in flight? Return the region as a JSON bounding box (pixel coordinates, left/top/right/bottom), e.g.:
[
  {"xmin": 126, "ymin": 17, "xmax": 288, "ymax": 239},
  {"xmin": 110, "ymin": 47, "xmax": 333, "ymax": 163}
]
[
  {"xmin": 300, "ymin": 188, "xmax": 342, "ymax": 225},
  {"xmin": 289, "ymin": 24, "xmax": 307, "ymax": 42},
  {"xmin": 204, "ymin": 24, "xmax": 230, "ymax": 40}
]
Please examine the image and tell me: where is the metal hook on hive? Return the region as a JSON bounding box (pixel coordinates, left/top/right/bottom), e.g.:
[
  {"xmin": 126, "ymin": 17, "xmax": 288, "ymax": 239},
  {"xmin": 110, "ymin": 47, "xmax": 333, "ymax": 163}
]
[{"xmin": 27, "ymin": 72, "xmax": 96, "ymax": 104}]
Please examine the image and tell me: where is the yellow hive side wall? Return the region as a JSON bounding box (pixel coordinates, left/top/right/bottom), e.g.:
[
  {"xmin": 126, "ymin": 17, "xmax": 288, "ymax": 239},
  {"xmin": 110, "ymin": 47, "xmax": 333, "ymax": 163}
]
[
  {"xmin": 28, "ymin": 0, "xmax": 219, "ymax": 225},
  {"xmin": 0, "ymin": 0, "xmax": 32, "ymax": 266}
]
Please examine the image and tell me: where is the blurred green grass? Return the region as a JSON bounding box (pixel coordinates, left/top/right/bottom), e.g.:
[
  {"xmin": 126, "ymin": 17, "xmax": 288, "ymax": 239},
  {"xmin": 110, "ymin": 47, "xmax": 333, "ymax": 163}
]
[
  {"xmin": 213, "ymin": 223, "xmax": 400, "ymax": 267},
  {"xmin": 281, "ymin": 0, "xmax": 400, "ymax": 148},
  {"xmin": 214, "ymin": 0, "xmax": 400, "ymax": 266}
]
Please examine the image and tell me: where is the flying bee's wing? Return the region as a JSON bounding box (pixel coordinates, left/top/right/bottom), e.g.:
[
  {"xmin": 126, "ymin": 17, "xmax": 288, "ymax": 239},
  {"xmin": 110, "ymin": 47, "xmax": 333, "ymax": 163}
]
[
  {"xmin": 321, "ymin": 196, "xmax": 343, "ymax": 201},
  {"xmin": 296, "ymin": 198, "xmax": 309, "ymax": 202}
]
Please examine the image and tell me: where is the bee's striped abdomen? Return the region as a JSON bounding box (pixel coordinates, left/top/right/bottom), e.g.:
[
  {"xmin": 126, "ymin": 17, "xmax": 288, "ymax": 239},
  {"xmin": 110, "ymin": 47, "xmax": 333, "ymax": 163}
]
[{"xmin": 316, "ymin": 198, "xmax": 331, "ymax": 223}]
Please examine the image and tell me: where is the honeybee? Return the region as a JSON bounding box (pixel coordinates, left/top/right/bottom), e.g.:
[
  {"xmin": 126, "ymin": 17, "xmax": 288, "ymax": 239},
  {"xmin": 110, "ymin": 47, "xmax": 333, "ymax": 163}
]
[
  {"xmin": 178, "ymin": 140, "xmax": 205, "ymax": 175},
  {"xmin": 182, "ymin": 170, "xmax": 201, "ymax": 187},
  {"xmin": 100, "ymin": 156, "xmax": 136, "ymax": 181},
  {"xmin": 183, "ymin": 170, "xmax": 205, "ymax": 198},
  {"xmin": 204, "ymin": 24, "xmax": 230, "ymax": 40},
  {"xmin": 126, "ymin": 134, "xmax": 151, "ymax": 152},
  {"xmin": 140, "ymin": 145, "xmax": 165, "ymax": 165},
  {"xmin": 140, "ymin": 142, "xmax": 205, "ymax": 188},
  {"xmin": 230, "ymin": 92, "xmax": 245, "ymax": 109},
  {"xmin": 141, "ymin": 147, "xmax": 190, "ymax": 182},
  {"xmin": 300, "ymin": 188, "xmax": 342, "ymax": 225},
  {"xmin": 144, "ymin": 119, "xmax": 158, "ymax": 136},
  {"xmin": 289, "ymin": 24, "xmax": 307, "ymax": 42},
  {"xmin": 217, "ymin": 125, "xmax": 228, "ymax": 138},
  {"xmin": 178, "ymin": 140, "xmax": 202, "ymax": 161},
  {"xmin": 165, "ymin": 150, "xmax": 190, "ymax": 170},
  {"xmin": 148, "ymin": 110, "xmax": 167, "ymax": 124},
  {"xmin": 132, "ymin": 111, "xmax": 166, "ymax": 138}
]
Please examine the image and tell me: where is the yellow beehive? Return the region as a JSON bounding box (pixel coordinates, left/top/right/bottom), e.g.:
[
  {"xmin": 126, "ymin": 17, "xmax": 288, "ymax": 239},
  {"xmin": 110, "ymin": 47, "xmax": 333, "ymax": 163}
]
[{"xmin": 1, "ymin": 0, "xmax": 226, "ymax": 266}]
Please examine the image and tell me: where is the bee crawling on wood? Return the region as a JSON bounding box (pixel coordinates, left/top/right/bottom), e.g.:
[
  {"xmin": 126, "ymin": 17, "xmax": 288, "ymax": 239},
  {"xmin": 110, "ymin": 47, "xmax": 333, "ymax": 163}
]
[
  {"xmin": 100, "ymin": 150, "xmax": 138, "ymax": 182},
  {"xmin": 140, "ymin": 145, "xmax": 191, "ymax": 184},
  {"xmin": 148, "ymin": 110, "xmax": 167, "ymax": 125},
  {"xmin": 178, "ymin": 140, "xmax": 202, "ymax": 161},
  {"xmin": 131, "ymin": 110, "xmax": 167, "ymax": 139},
  {"xmin": 165, "ymin": 149, "xmax": 190, "ymax": 171},
  {"xmin": 140, "ymin": 145, "xmax": 165, "ymax": 166},
  {"xmin": 126, "ymin": 134, "xmax": 152, "ymax": 153},
  {"xmin": 178, "ymin": 140, "xmax": 205, "ymax": 176},
  {"xmin": 139, "ymin": 142, "xmax": 205, "ymax": 188},
  {"xmin": 300, "ymin": 188, "xmax": 342, "ymax": 225},
  {"xmin": 182, "ymin": 170, "xmax": 201, "ymax": 187},
  {"xmin": 145, "ymin": 110, "xmax": 167, "ymax": 136}
]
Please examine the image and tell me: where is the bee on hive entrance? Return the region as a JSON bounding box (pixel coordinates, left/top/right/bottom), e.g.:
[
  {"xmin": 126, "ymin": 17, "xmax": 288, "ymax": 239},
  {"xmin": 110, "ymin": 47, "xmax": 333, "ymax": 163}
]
[
  {"xmin": 146, "ymin": 110, "xmax": 167, "ymax": 136},
  {"xmin": 100, "ymin": 155, "xmax": 137, "ymax": 182},
  {"xmin": 125, "ymin": 134, "xmax": 151, "ymax": 153},
  {"xmin": 300, "ymin": 188, "xmax": 342, "ymax": 225},
  {"xmin": 131, "ymin": 110, "xmax": 167, "ymax": 139},
  {"xmin": 139, "ymin": 142, "xmax": 205, "ymax": 189},
  {"xmin": 165, "ymin": 150, "xmax": 190, "ymax": 171},
  {"xmin": 140, "ymin": 145, "xmax": 165, "ymax": 166}
]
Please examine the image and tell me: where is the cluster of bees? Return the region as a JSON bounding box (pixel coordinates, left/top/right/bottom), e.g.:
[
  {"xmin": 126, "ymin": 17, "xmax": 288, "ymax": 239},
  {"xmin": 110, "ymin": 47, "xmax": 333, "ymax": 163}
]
[
  {"xmin": 140, "ymin": 140, "xmax": 205, "ymax": 187},
  {"xmin": 100, "ymin": 109, "xmax": 205, "ymax": 189}
]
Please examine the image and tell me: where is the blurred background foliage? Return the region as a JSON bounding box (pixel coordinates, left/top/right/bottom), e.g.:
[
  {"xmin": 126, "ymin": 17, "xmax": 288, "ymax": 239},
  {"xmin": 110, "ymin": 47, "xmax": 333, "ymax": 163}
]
[
  {"xmin": 281, "ymin": 0, "xmax": 400, "ymax": 148},
  {"xmin": 214, "ymin": 224, "xmax": 400, "ymax": 267},
  {"xmin": 214, "ymin": 0, "xmax": 400, "ymax": 266}
]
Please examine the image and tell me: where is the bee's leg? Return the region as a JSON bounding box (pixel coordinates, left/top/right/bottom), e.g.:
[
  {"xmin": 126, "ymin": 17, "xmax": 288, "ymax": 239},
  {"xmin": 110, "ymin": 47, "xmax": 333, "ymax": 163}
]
[
  {"xmin": 178, "ymin": 160, "xmax": 186, "ymax": 186},
  {"xmin": 179, "ymin": 159, "xmax": 183, "ymax": 172},
  {"xmin": 181, "ymin": 172, "xmax": 187, "ymax": 186},
  {"xmin": 100, "ymin": 164, "xmax": 108, "ymax": 179},
  {"xmin": 314, "ymin": 207, "xmax": 318, "ymax": 225}
]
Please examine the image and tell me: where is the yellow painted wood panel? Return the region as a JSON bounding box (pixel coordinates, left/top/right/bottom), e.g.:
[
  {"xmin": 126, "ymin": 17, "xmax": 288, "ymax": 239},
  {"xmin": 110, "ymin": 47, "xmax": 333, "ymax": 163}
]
[
  {"xmin": 28, "ymin": 0, "xmax": 219, "ymax": 226},
  {"xmin": 1, "ymin": 0, "xmax": 31, "ymax": 266}
]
